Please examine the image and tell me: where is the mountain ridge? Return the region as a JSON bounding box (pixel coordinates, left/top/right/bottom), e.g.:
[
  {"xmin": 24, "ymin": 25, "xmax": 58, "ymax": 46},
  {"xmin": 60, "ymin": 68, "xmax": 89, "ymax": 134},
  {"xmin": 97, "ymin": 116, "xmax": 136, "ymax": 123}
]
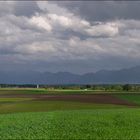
[{"xmin": 0, "ymin": 65, "xmax": 140, "ymax": 84}]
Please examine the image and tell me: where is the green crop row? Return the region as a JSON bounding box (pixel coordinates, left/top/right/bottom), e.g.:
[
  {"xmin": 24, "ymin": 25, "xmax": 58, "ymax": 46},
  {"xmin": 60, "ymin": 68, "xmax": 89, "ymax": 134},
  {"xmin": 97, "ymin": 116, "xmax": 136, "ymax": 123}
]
[{"xmin": 0, "ymin": 109, "xmax": 140, "ymax": 139}]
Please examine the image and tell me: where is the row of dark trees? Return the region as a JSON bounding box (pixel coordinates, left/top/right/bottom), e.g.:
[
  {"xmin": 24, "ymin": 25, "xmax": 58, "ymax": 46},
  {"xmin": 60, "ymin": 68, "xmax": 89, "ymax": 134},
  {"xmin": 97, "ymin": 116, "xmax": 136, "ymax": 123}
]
[
  {"xmin": 42, "ymin": 84, "xmax": 140, "ymax": 91},
  {"xmin": 0, "ymin": 84, "xmax": 139, "ymax": 91},
  {"xmin": 0, "ymin": 84, "xmax": 37, "ymax": 88}
]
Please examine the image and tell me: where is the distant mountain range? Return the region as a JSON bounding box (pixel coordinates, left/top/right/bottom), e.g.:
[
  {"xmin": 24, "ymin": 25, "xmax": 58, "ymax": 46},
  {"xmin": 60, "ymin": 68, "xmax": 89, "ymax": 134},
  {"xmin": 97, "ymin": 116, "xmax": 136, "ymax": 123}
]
[{"xmin": 1, "ymin": 65, "xmax": 140, "ymax": 84}]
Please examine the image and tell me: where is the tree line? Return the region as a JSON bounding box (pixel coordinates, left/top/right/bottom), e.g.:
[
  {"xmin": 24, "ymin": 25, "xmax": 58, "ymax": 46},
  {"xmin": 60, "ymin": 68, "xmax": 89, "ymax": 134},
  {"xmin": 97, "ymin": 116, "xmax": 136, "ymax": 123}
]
[{"xmin": 0, "ymin": 84, "xmax": 140, "ymax": 91}]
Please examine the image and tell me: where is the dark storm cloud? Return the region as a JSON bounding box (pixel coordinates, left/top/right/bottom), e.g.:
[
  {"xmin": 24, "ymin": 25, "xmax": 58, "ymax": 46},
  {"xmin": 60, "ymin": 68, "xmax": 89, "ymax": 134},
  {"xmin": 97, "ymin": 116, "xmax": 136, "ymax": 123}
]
[
  {"xmin": 0, "ymin": 55, "xmax": 139, "ymax": 74},
  {"xmin": 57, "ymin": 1, "xmax": 140, "ymax": 21},
  {"xmin": 13, "ymin": 1, "xmax": 41, "ymax": 17}
]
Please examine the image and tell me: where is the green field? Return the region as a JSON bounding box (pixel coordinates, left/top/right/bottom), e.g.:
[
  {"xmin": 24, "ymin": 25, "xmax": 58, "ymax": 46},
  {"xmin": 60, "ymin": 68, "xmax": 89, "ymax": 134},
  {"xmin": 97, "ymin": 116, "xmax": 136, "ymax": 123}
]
[
  {"xmin": 1, "ymin": 109, "xmax": 140, "ymax": 139},
  {"xmin": 0, "ymin": 88, "xmax": 140, "ymax": 95},
  {"xmin": 0, "ymin": 99, "xmax": 124, "ymax": 114},
  {"xmin": 117, "ymin": 94, "xmax": 140, "ymax": 105},
  {"xmin": 0, "ymin": 89, "xmax": 140, "ymax": 139}
]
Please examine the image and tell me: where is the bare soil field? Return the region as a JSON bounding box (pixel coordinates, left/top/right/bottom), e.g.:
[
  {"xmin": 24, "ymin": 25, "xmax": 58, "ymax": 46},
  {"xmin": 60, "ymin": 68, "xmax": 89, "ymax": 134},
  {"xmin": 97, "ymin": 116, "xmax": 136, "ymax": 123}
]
[{"xmin": 0, "ymin": 94, "xmax": 137, "ymax": 106}]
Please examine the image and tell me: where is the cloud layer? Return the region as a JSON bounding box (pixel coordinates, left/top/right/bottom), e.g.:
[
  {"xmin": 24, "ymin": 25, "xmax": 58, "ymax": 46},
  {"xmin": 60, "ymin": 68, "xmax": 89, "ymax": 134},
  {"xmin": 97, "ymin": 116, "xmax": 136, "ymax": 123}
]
[{"xmin": 0, "ymin": 1, "xmax": 140, "ymax": 73}]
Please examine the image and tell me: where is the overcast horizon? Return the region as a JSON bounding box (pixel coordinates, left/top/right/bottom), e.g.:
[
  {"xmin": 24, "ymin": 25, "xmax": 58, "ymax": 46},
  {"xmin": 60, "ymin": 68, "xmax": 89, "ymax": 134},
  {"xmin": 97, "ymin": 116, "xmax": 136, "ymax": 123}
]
[{"xmin": 1, "ymin": 1, "xmax": 140, "ymax": 74}]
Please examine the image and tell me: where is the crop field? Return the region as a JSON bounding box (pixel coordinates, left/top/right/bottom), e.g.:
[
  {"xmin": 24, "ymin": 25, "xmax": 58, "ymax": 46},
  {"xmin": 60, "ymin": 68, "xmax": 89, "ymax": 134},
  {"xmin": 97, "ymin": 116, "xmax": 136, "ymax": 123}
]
[
  {"xmin": 0, "ymin": 88, "xmax": 140, "ymax": 95},
  {"xmin": 1, "ymin": 109, "xmax": 140, "ymax": 139},
  {"xmin": 116, "ymin": 94, "xmax": 140, "ymax": 105},
  {"xmin": 0, "ymin": 88, "xmax": 140, "ymax": 139}
]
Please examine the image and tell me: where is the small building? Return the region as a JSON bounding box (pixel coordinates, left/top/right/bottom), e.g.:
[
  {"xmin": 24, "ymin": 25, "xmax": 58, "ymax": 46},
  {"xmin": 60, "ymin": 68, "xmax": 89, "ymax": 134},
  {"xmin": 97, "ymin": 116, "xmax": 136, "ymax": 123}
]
[{"xmin": 37, "ymin": 84, "xmax": 39, "ymax": 88}]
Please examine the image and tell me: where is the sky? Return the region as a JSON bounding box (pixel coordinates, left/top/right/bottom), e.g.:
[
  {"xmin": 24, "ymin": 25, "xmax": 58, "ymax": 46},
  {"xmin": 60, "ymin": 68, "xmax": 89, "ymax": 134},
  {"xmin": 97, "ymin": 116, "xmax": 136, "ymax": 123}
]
[{"xmin": 0, "ymin": 1, "xmax": 140, "ymax": 74}]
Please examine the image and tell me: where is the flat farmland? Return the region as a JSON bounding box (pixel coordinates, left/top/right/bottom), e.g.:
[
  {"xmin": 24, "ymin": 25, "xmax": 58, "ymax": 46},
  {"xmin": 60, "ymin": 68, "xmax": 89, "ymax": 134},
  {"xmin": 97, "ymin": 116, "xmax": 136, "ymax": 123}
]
[
  {"xmin": 0, "ymin": 88, "xmax": 140, "ymax": 139},
  {"xmin": 0, "ymin": 88, "xmax": 140, "ymax": 95}
]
